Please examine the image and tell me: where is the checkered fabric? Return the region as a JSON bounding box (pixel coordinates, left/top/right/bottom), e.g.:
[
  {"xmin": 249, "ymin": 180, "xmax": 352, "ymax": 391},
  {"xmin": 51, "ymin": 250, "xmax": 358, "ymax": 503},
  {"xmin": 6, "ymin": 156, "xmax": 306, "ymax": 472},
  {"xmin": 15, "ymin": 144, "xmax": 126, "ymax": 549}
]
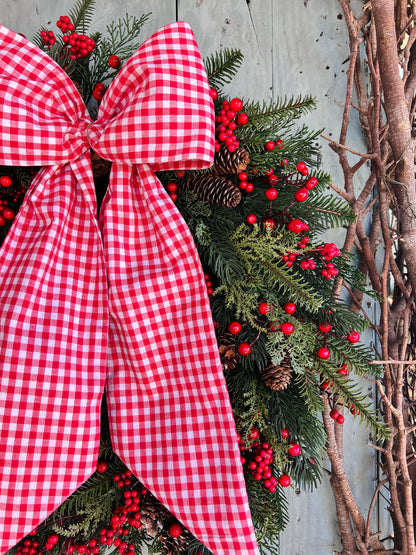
[{"xmin": 0, "ymin": 22, "xmax": 259, "ymax": 555}]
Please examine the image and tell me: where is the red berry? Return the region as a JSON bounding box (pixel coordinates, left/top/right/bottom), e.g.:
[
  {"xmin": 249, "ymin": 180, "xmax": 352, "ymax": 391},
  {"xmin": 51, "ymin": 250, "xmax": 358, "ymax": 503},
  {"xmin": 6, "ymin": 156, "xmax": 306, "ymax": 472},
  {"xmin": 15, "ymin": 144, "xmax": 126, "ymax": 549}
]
[
  {"xmin": 275, "ymin": 139, "xmax": 284, "ymax": 149},
  {"xmin": 108, "ymin": 55, "xmax": 121, "ymax": 68},
  {"xmin": 306, "ymin": 176, "xmax": 318, "ymax": 190},
  {"xmin": 281, "ymin": 322, "xmax": 294, "ymax": 335},
  {"xmin": 265, "ymin": 188, "xmax": 278, "ymax": 200},
  {"xmin": 347, "ymin": 331, "xmax": 360, "ymax": 343},
  {"xmin": 281, "ymin": 428, "xmax": 289, "ymax": 438},
  {"xmin": 258, "ymin": 302, "xmax": 270, "ymax": 315},
  {"xmin": 3, "ymin": 208, "xmax": 15, "ymax": 220},
  {"xmin": 210, "ymin": 88, "xmax": 218, "ymax": 100},
  {"xmin": 246, "ymin": 214, "xmax": 257, "ymax": 225},
  {"xmin": 321, "ymin": 380, "xmax": 333, "ymax": 391},
  {"xmin": 279, "ymin": 474, "xmax": 291, "ymax": 487},
  {"xmin": 336, "ymin": 414, "xmax": 345, "ymax": 424},
  {"xmin": 283, "ymin": 302, "xmax": 296, "ymax": 315},
  {"xmin": 287, "ymin": 219, "xmax": 304, "ymax": 233},
  {"xmin": 168, "ymin": 523, "xmax": 182, "ymax": 538},
  {"xmin": 238, "ymin": 172, "xmax": 248, "ymax": 181},
  {"xmin": 318, "ymin": 323, "xmax": 331, "ymax": 333},
  {"xmin": 295, "ymin": 187, "xmax": 308, "ymax": 202},
  {"xmin": 337, "ymin": 364, "xmax": 348, "ymax": 375},
  {"xmin": 296, "ymin": 161, "xmax": 309, "ymax": 175},
  {"xmin": 236, "ymin": 112, "xmax": 249, "ymax": 125},
  {"xmin": 96, "ymin": 460, "xmax": 108, "ymax": 473},
  {"xmin": 230, "ymin": 97, "xmax": 243, "ymax": 112},
  {"xmin": 288, "ymin": 443, "xmax": 301, "ymax": 457},
  {"xmin": 265, "ymin": 141, "xmax": 275, "ymax": 151},
  {"xmin": 0, "ymin": 176, "xmax": 12, "ymax": 187},
  {"xmin": 264, "ymin": 218, "xmax": 275, "ymax": 229},
  {"xmin": 317, "ymin": 347, "xmax": 330, "ymax": 359},
  {"xmin": 238, "ymin": 343, "xmax": 252, "ymax": 356},
  {"xmin": 245, "ymin": 183, "xmax": 254, "ymax": 193},
  {"xmin": 47, "ymin": 536, "xmax": 59, "ymax": 546},
  {"xmin": 228, "ymin": 321, "xmax": 242, "ymax": 335},
  {"xmin": 93, "ymin": 88, "xmax": 104, "ymax": 101},
  {"xmin": 330, "ymin": 409, "xmax": 339, "ymax": 420}
]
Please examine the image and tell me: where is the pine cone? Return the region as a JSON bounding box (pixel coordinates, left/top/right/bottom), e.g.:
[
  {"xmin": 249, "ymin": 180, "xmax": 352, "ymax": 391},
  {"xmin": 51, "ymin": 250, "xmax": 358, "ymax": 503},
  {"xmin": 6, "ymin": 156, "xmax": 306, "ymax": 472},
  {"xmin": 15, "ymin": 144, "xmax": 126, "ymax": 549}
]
[
  {"xmin": 160, "ymin": 524, "xmax": 194, "ymax": 554},
  {"xmin": 217, "ymin": 332, "xmax": 240, "ymax": 372},
  {"xmin": 178, "ymin": 174, "xmax": 241, "ymax": 207},
  {"xmin": 212, "ymin": 144, "xmax": 250, "ymax": 175},
  {"xmin": 139, "ymin": 493, "xmax": 164, "ymax": 537},
  {"xmin": 261, "ymin": 355, "xmax": 293, "ymax": 391}
]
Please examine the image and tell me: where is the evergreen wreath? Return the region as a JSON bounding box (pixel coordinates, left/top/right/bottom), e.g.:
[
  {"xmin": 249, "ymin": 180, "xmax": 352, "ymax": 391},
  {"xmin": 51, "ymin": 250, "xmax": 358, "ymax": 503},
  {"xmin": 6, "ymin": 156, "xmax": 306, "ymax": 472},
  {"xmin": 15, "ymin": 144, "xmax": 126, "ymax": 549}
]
[{"xmin": 1, "ymin": 1, "xmax": 387, "ymax": 554}]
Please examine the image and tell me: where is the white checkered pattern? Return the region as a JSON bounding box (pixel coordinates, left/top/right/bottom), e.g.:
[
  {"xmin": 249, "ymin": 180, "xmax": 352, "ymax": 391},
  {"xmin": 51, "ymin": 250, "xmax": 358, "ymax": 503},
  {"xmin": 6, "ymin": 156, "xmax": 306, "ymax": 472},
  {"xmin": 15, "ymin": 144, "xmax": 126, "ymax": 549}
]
[{"xmin": 0, "ymin": 23, "xmax": 259, "ymax": 554}]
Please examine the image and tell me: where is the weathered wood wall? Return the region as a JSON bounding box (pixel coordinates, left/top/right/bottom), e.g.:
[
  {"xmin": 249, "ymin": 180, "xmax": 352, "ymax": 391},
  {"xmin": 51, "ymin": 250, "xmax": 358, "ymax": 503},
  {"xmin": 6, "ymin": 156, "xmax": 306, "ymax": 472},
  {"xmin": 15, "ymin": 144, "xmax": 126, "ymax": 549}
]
[{"xmin": 2, "ymin": 1, "xmax": 385, "ymax": 553}]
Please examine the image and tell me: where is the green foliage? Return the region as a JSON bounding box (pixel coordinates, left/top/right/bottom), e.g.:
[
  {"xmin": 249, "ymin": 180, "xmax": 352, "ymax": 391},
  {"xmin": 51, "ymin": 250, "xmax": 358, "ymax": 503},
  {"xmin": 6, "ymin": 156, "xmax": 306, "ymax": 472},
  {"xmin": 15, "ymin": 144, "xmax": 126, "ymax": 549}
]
[
  {"xmin": 204, "ymin": 48, "xmax": 244, "ymax": 89},
  {"xmin": 237, "ymin": 97, "xmax": 317, "ymax": 137},
  {"xmin": 68, "ymin": 0, "xmax": 96, "ymax": 32}
]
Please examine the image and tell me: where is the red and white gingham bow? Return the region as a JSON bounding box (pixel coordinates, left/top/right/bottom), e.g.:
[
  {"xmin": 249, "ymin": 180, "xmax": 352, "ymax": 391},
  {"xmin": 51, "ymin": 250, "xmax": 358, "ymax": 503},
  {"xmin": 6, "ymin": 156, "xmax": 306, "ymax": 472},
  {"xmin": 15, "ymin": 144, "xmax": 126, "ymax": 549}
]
[{"xmin": 0, "ymin": 23, "xmax": 259, "ymax": 555}]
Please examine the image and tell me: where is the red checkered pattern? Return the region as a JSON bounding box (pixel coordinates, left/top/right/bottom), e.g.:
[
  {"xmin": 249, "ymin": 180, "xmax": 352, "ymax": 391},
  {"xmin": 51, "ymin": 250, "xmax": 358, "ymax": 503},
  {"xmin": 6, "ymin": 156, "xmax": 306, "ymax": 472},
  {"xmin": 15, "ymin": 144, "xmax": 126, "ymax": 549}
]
[{"xmin": 0, "ymin": 22, "xmax": 259, "ymax": 555}]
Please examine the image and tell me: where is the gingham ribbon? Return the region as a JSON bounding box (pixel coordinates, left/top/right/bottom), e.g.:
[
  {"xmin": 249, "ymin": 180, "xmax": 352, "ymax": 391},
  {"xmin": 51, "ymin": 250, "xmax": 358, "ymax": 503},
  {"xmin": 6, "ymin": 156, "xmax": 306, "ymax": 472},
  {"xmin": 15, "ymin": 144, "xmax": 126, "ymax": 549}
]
[{"xmin": 0, "ymin": 23, "xmax": 259, "ymax": 554}]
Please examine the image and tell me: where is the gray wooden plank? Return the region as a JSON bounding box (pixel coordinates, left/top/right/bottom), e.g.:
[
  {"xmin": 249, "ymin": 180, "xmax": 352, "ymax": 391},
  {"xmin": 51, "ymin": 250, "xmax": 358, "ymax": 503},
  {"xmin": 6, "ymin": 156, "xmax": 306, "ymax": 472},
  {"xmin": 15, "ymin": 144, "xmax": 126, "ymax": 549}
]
[
  {"xmin": 177, "ymin": 0, "xmax": 273, "ymax": 100},
  {"xmin": 1, "ymin": 1, "xmax": 176, "ymax": 43}
]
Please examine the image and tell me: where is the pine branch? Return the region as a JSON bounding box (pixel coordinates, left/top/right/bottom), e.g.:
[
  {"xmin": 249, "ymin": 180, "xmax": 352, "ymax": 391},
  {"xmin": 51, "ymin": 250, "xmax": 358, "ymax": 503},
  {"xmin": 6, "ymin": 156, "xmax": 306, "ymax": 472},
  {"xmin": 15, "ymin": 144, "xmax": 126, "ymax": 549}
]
[
  {"xmin": 204, "ymin": 48, "xmax": 244, "ymax": 88},
  {"xmin": 69, "ymin": 0, "xmax": 96, "ymax": 33},
  {"xmin": 236, "ymin": 96, "xmax": 318, "ymax": 140}
]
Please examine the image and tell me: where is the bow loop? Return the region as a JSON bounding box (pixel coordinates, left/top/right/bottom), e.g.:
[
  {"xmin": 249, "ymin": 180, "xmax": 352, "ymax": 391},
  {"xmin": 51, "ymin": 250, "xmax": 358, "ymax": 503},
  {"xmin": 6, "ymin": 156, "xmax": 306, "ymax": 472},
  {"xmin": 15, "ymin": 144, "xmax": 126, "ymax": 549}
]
[
  {"xmin": 91, "ymin": 22, "xmax": 215, "ymax": 169},
  {"xmin": 0, "ymin": 25, "xmax": 92, "ymax": 167}
]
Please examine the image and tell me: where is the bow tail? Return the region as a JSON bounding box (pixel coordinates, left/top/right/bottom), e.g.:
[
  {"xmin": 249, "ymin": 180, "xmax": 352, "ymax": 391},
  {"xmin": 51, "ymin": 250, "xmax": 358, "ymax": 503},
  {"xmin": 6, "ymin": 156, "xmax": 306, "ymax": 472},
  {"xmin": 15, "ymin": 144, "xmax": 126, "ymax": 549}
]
[
  {"xmin": 0, "ymin": 161, "xmax": 108, "ymax": 553},
  {"xmin": 102, "ymin": 165, "xmax": 259, "ymax": 554}
]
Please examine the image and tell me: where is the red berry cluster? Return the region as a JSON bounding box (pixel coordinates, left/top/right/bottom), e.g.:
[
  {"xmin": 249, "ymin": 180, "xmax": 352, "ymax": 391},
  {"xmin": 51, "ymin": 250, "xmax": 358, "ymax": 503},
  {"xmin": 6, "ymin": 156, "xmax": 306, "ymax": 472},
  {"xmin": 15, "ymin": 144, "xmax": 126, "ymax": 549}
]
[
  {"xmin": 9, "ymin": 182, "xmax": 27, "ymax": 204},
  {"xmin": 40, "ymin": 30, "xmax": 57, "ymax": 49},
  {"xmin": 41, "ymin": 15, "xmax": 95, "ymax": 60},
  {"xmin": 113, "ymin": 470, "xmax": 133, "ymax": 488},
  {"xmin": 212, "ymin": 95, "xmax": 249, "ymax": 153},
  {"xmin": 281, "ymin": 237, "xmax": 341, "ymax": 280},
  {"xmin": 238, "ymin": 171, "xmax": 253, "ymax": 193},
  {"xmin": 45, "ymin": 535, "xmax": 59, "ymax": 551},
  {"xmin": 98, "ymin": 488, "xmax": 144, "ymax": 553},
  {"xmin": 0, "ymin": 200, "xmax": 16, "ymax": 227},
  {"xmin": 15, "ymin": 537, "xmax": 41, "ymax": 555},
  {"xmin": 204, "ymin": 273, "xmax": 214, "ymax": 296},
  {"xmin": 166, "ymin": 182, "xmax": 178, "ymax": 203},
  {"xmin": 63, "ymin": 31, "xmax": 95, "ymax": 60},
  {"xmin": 238, "ymin": 428, "xmax": 279, "ymax": 493},
  {"xmin": 316, "ymin": 242, "xmax": 340, "ymax": 280},
  {"xmin": 296, "ymin": 161, "xmax": 309, "ymax": 176},
  {"xmin": 287, "ymin": 165, "xmax": 319, "ymax": 202},
  {"xmin": 56, "ymin": 15, "xmax": 75, "ymax": 33}
]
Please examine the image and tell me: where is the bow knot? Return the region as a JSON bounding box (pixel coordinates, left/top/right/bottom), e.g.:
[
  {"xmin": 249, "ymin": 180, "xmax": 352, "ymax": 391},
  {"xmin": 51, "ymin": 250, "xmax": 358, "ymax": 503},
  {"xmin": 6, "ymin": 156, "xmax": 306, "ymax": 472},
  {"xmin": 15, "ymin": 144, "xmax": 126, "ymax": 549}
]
[{"xmin": 63, "ymin": 118, "xmax": 95, "ymax": 160}]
